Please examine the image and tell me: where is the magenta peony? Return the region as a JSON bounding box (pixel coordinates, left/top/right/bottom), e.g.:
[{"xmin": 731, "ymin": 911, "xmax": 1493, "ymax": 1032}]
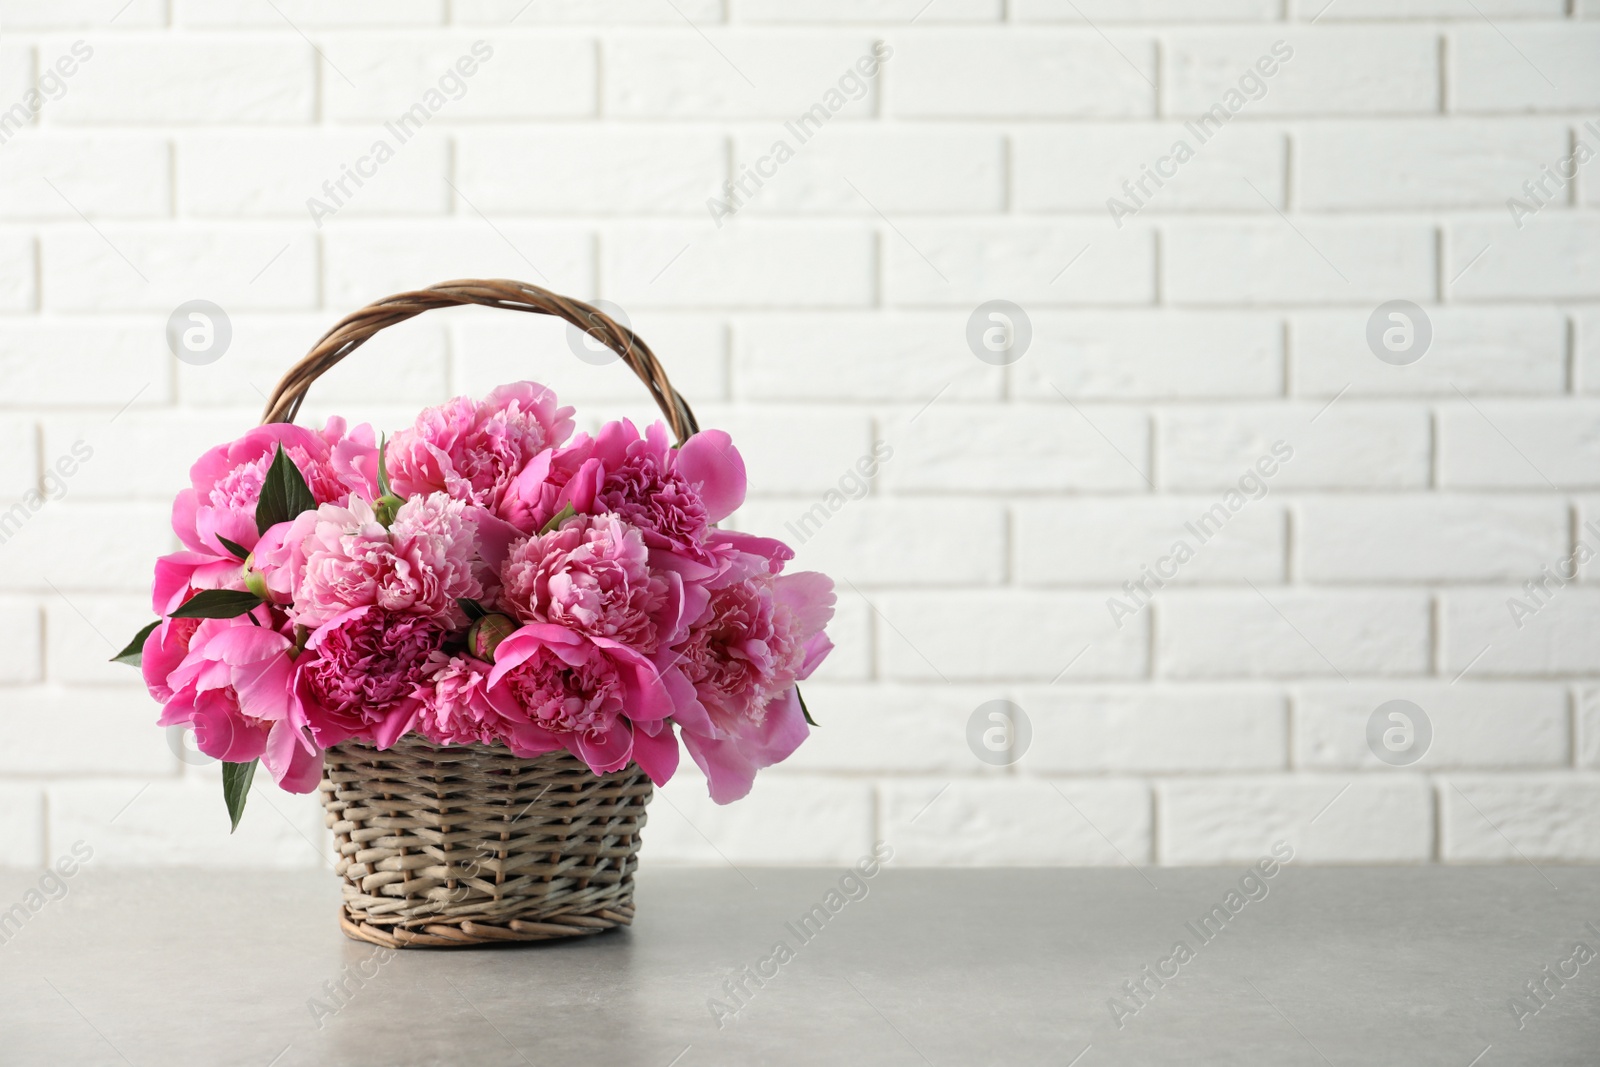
[
  {"xmin": 673, "ymin": 570, "xmax": 836, "ymax": 803},
  {"xmin": 295, "ymin": 606, "xmax": 445, "ymax": 749}
]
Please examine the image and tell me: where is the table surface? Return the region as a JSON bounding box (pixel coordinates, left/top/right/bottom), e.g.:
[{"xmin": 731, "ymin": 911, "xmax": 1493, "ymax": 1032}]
[{"xmin": 0, "ymin": 864, "xmax": 1595, "ymax": 1066}]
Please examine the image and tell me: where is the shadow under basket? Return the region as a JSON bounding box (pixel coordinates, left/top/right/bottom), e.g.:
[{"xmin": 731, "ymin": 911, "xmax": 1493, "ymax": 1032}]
[{"xmin": 320, "ymin": 737, "xmax": 653, "ymax": 949}]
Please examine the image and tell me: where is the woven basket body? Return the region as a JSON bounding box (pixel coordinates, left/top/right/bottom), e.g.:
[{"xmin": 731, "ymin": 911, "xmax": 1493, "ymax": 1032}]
[{"xmin": 320, "ymin": 738, "xmax": 653, "ymax": 948}]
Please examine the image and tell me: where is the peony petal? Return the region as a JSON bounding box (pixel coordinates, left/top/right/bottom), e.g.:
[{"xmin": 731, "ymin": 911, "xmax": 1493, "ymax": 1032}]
[
  {"xmin": 263, "ymin": 719, "xmax": 323, "ymax": 793},
  {"xmin": 675, "ymin": 429, "xmax": 746, "ymax": 523},
  {"xmin": 630, "ymin": 721, "xmax": 680, "ymax": 785}
]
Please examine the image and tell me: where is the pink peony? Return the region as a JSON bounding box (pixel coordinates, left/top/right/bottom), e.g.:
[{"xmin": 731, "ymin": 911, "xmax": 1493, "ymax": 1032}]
[
  {"xmin": 295, "ymin": 606, "xmax": 444, "ymax": 749},
  {"xmin": 387, "ymin": 382, "xmax": 575, "ymax": 514},
  {"xmin": 674, "ymin": 571, "xmax": 836, "ymax": 803},
  {"xmin": 500, "ymin": 512, "xmax": 688, "ymax": 655},
  {"xmin": 154, "ymin": 616, "xmax": 322, "ymax": 792},
  {"xmin": 487, "ymin": 624, "xmax": 678, "ymax": 783},
  {"xmin": 257, "ymin": 493, "xmax": 482, "ymax": 629},
  {"xmin": 173, "ymin": 419, "xmax": 376, "ymax": 560},
  {"xmin": 501, "ymin": 420, "xmax": 747, "ymax": 580}
]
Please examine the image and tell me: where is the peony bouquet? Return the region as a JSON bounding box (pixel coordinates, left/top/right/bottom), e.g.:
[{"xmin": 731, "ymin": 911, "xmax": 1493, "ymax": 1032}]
[{"xmin": 117, "ymin": 382, "xmax": 835, "ymax": 828}]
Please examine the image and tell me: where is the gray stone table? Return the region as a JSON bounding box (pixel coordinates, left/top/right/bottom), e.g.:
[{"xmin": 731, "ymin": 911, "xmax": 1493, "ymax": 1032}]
[{"xmin": 0, "ymin": 865, "xmax": 1595, "ymax": 1066}]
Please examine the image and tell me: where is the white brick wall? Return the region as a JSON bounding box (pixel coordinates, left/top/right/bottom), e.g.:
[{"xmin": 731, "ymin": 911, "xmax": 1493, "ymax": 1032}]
[{"xmin": 0, "ymin": 4, "xmax": 1595, "ymax": 872}]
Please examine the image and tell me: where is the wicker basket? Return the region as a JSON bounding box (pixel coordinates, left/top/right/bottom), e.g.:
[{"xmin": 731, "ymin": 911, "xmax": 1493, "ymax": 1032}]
[{"xmin": 261, "ymin": 279, "xmax": 700, "ymax": 948}]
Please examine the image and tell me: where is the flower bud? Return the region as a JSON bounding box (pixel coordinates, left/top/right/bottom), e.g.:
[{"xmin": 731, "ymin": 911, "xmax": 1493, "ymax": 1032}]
[
  {"xmin": 242, "ymin": 554, "xmax": 272, "ymax": 603},
  {"xmin": 373, "ymin": 492, "xmax": 406, "ymax": 528},
  {"xmin": 467, "ymin": 613, "xmax": 517, "ymax": 663}
]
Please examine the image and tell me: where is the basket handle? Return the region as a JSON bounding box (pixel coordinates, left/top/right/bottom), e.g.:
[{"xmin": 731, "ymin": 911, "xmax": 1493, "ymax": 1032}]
[{"xmin": 260, "ymin": 279, "xmax": 700, "ymax": 442}]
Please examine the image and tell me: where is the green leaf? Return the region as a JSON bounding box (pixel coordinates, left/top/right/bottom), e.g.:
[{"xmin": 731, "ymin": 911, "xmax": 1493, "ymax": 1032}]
[
  {"xmin": 255, "ymin": 443, "xmax": 318, "ymax": 535},
  {"xmin": 169, "ymin": 589, "xmax": 264, "ymax": 619},
  {"xmin": 215, "ymin": 535, "xmax": 251, "ymax": 561},
  {"xmin": 111, "ymin": 620, "xmax": 160, "ymax": 667},
  {"xmin": 539, "ymin": 503, "xmax": 577, "ymax": 535},
  {"xmin": 797, "ymin": 685, "xmax": 818, "ymax": 728},
  {"xmin": 457, "ymin": 597, "xmax": 488, "ymax": 622},
  {"xmin": 376, "ymin": 435, "xmax": 393, "ymax": 498},
  {"xmin": 222, "ymin": 760, "xmax": 257, "ymax": 833}
]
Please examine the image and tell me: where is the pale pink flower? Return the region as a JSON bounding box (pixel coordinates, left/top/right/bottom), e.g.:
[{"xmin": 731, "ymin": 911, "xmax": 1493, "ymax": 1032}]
[
  {"xmin": 387, "ymin": 382, "xmax": 575, "ymax": 515},
  {"xmin": 264, "ymin": 494, "xmax": 482, "ymax": 629},
  {"xmin": 500, "ymin": 513, "xmax": 679, "ymax": 654}
]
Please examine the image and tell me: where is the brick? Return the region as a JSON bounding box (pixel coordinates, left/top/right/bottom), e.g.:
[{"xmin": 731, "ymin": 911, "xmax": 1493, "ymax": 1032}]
[
  {"xmin": 1298, "ymin": 120, "xmax": 1568, "ymax": 210},
  {"xmin": 1165, "ymin": 30, "xmax": 1439, "ymax": 116},
  {"xmin": 775, "ymin": 684, "xmax": 1005, "ymax": 774},
  {"xmin": 177, "ymin": 314, "xmax": 449, "ymax": 411},
  {"xmin": 733, "ymin": 313, "xmax": 1003, "ymax": 402},
  {"xmin": 1159, "ymin": 404, "xmax": 1430, "ymax": 490},
  {"xmin": 1440, "ymin": 776, "xmax": 1600, "ymax": 862},
  {"xmin": 731, "ymin": 499, "xmax": 1006, "ymax": 585},
  {"xmin": 456, "ymin": 129, "xmax": 725, "ymax": 216},
  {"xmin": 0, "ymin": 322, "xmax": 168, "ymax": 408},
  {"xmin": 884, "ymin": 223, "xmax": 1156, "ymax": 307},
  {"xmin": 1438, "ymin": 401, "xmax": 1600, "ymax": 489},
  {"xmin": 0, "ymin": 597, "xmax": 42, "ymax": 683},
  {"xmin": 1579, "ymin": 687, "xmax": 1600, "ymax": 768},
  {"xmin": 1157, "ymin": 590, "xmax": 1432, "ymax": 678},
  {"xmin": 1020, "ymin": 686, "xmax": 1287, "ymax": 772},
  {"xmin": 452, "ymin": 312, "xmax": 727, "ymax": 407},
  {"xmin": 1298, "ymin": 0, "xmax": 1563, "ymax": 14},
  {"xmin": 691, "ymin": 405, "xmax": 872, "ymax": 495},
  {"xmin": 648, "ymin": 772, "xmax": 872, "ymax": 865},
  {"xmin": 808, "ymin": 596, "xmax": 871, "ymax": 682},
  {"xmin": 1297, "ymin": 496, "xmax": 1567, "ymax": 582},
  {"xmin": 1295, "ymin": 683, "xmax": 1569, "ymax": 770},
  {"xmin": 1441, "ymin": 590, "xmax": 1600, "ymax": 678},
  {"xmin": 323, "ymin": 223, "xmax": 593, "ymax": 311},
  {"xmin": 0, "ymin": 417, "xmax": 37, "ymax": 500},
  {"xmin": 0, "ymin": 689, "xmax": 171, "ymax": 775},
  {"xmin": 0, "ymin": 787, "xmax": 42, "ymax": 867},
  {"xmin": 1164, "ymin": 222, "xmax": 1436, "ymax": 306},
  {"xmin": 41, "ymin": 229, "xmax": 317, "ymax": 312},
  {"xmin": 606, "ymin": 32, "xmax": 880, "ymax": 119},
  {"xmin": 174, "ymin": 0, "xmax": 443, "ymax": 25},
  {"xmin": 1015, "ymin": 125, "xmax": 1285, "ymax": 213},
  {"xmin": 47, "ymin": 779, "xmax": 330, "ymax": 867},
  {"xmin": 0, "ymin": 135, "xmax": 169, "ymax": 219},
  {"xmin": 889, "ymin": 31, "xmax": 1155, "ymax": 118},
  {"xmin": 453, "ymin": 0, "xmax": 722, "ymax": 20},
  {"xmin": 178, "ymin": 132, "xmax": 450, "ymax": 220},
  {"xmin": 1014, "ymin": 312, "xmax": 1284, "ymax": 399},
  {"xmin": 1448, "ymin": 219, "xmax": 1600, "ymax": 302},
  {"xmin": 737, "ymin": 0, "xmax": 1001, "ymax": 19},
  {"xmin": 1016, "ymin": 498, "xmax": 1285, "ymax": 585},
  {"xmin": 736, "ymin": 128, "xmax": 1003, "ymax": 215},
  {"xmin": 40, "ymin": 413, "xmax": 243, "ymax": 503},
  {"xmin": 0, "ymin": 46, "xmax": 32, "ymax": 122},
  {"xmin": 52, "ymin": 41, "xmax": 314, "ymax": 123},
  {"xmin": 873, "ymin": 590, "xmax": 1149, "ymax": 681},
  {"xmin": 1160, "ymin": 777, "xmax": 1432, "ymax": 864},
  {"xmin": 325, "ymin": 35, "xmax": 595, "ymax": 120},
  {"xmin": 0, "ymin": 0, "xmax": 165, "ymax": 26},
  {"xmin": 45, "ymin": 593, "xmax": 157, "ymax": 685},
  {"xmin": 603, "ymin": 223, "xmax": 874, "ymax": 309},
  {"xmin": 881, "ymin": 779, "xmax": 1151, "ymax": 866},
  {"xmin": 1452, "ymin": 26, "xmax": 1600, "ymax": 113},
  {"xmin": 0, "ymin": 503, "xmax": 171, "ymax": 593},
  {"xmin": 1019, "ymin": 0, "xmax": 1280, "ymax": 18},
  {"xmin": 0, "ymin": 232, "xmax": 36, "ymax": 312},
  {"xmin": 884, "ymin": 405, "xmax": 1151, "ymax": 492},
  {"xmin": 1292, "ymin": 307, "xmax": 1567, "ymax": 397}
]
